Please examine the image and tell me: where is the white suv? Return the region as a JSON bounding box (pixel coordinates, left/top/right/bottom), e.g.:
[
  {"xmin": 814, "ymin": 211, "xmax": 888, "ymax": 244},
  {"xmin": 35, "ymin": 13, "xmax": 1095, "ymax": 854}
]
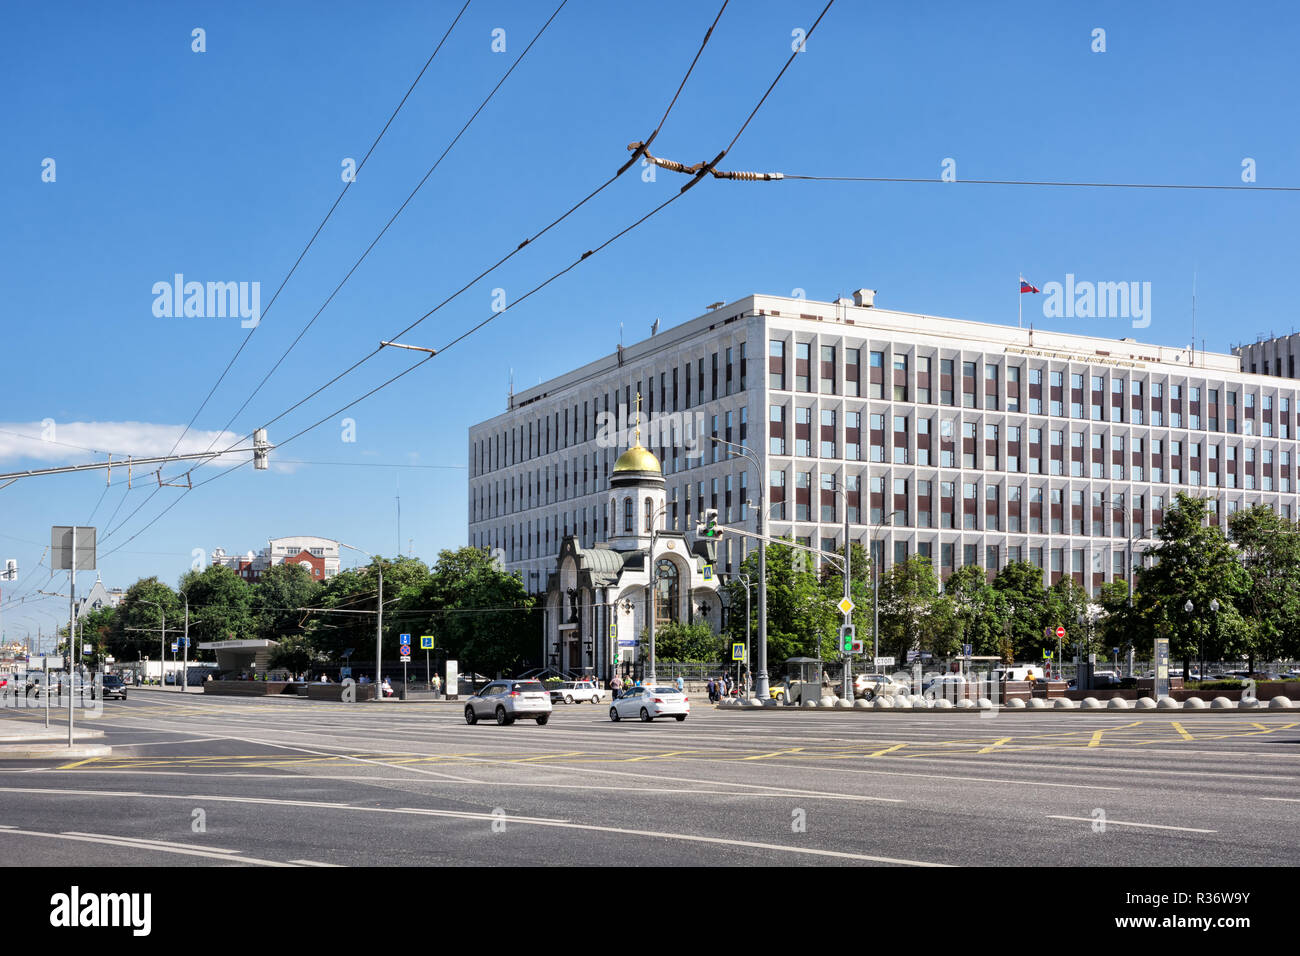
[
  {"xmin": 465, "ymin": 680, "xmax": 553, "ymax": 726},
  {"xmin": 549, "ymin": 681, "xmax": 603, "ymax": 704}
]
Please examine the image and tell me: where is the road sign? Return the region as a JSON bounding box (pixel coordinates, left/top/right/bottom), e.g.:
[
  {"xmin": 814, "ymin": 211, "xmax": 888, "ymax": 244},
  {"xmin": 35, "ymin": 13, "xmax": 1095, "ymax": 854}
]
[
  {"xmin": 850, "ymin": 640, "xmax": 864, "ymax": 655},
  {"xmin": 732, "ymin": 643, "xmax": 745, "ymax": 661},
  {"xmin": 170, "ymin": 643, "xmax": 178, "ymax": 653},
  {"xmin": 399, "ymin": 633, "xmax": 410, "ymax": 643},
  {"xmin": 420, "ymin": 635, "xmax": 434, "ymax": 650},
  {"xmin": 400, "ymin": 655, "xmax": 411, "ymax": 664},
  {"xmin": 1055, "ymin": 626, "xmax": 1066, "ymax": 639},
  {"xmin": 962, "ymin": 643, "xmax": 972, "ymax": 657},
  {"xmin": 399, "ymin": 644, "xmax": 411, "ymax": 657},
  {"xmin": 875, "ymin": 657, "xmax": 895, "ymax": 668},
  {"xmin": 837, "ymin": 597, "xmax": 855, "ymax": 615},
  {"xmin": 1043, "ymin": 650, "xmax": 1054, "ymax": 660},
  {"xmin": 702, "ymin": 564, "xmax": 714, "ymax": 582}
]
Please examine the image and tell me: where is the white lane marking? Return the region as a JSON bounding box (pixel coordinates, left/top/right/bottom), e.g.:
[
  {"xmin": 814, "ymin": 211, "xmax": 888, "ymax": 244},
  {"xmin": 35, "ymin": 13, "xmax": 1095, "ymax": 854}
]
[
  {"xmin": 220, "ymin": 734, "xmax": 903, "ymax": 804},
  {"xmin": 1045, "ymin": 815, "xmax": 1216, "ymax": 834},
  {"xmin": 62, "ymin": 831, "xmax": 243, "ymax": 853},
  {"xmin": 0, "ymin": 826, "xmax": 297, "ymax": 865},
  {"xmin": 113, "ymin": 737, "xmax": 227, "ymax": 748},
  {"xmin": 1259, "ymin": 796, "xmax": 1300, "ymax": 803},
  {"xmin": 0, "ymin": 788, "xmax": 942, "ymax": 866},
  {"xmin": 289, "ymin": 859, "xmax": 342, "ymax": 867}
]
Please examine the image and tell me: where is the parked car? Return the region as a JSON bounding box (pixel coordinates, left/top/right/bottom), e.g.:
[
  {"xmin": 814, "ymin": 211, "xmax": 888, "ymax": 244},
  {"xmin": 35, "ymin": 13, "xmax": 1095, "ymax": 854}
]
[
  {"xmin": 464, "ymin": 680, "xmax": 552, "ymax": 726},
  {"xmin": 609, "ymin": 685, "xmax": 688, "ymax": 722},
  {"xmin": 549, "ymin": 681, "xmax": 603, "ymax": 705},
  {"xmin": 853, "ymin": 673, "xmax": 891, "ymax": 699}
]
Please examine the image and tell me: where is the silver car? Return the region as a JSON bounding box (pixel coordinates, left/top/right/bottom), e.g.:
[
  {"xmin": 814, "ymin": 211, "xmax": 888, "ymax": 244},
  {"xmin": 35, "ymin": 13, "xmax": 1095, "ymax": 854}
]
[{"xmin": 464, "ymin": 680, "xmax": 553, "ymax": 726}]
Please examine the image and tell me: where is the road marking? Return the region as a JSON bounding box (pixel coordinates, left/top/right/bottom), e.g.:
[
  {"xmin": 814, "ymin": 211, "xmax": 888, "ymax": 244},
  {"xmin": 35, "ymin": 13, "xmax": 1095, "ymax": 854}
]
[
  {"xmin": 1045, "ymin": 815, "xmax": 1216, "ymax": 833},
  {"xmin": 289, "ymin": 859, "xmax": 342, "ymax": 866},
  {"xmin": 742, "ymin": 747, "xmax": 805, "ymax": 761},
  {"xmin": 868, "ymin": 743, "xmax": 908, "ymax": 757},
  {"xmin": 56, "ymin": 756, "xmax": 103, "ymax": 771},
  {"xmin": 1171, "ymin": 721, "xmax": 1194, "ymax": 741},
  {"xmin": 0, "ymin": 825, "xmax": 298, "ymax": 865},
  {"xmin": 756, "ymin": 759, "xmax": 1122, "ymax": 790},
  {"xmin": 63, "ymin": 831, "xmax": 243, "ymax": 854},
  {"xmin": 977, "ymin": 737, "xmax": 1012, "ymax": 755},
  {"xmin": 1087, "ymin": 729, "xmax": 1105, "ymax": 748},
  {"xmin": 1259, "ymin": 796, "xmax": 1300, "ymax": 803}
]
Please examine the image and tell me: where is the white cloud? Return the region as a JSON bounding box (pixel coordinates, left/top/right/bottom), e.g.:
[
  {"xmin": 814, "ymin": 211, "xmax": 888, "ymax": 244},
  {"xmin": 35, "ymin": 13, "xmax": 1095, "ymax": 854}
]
[{"xmin": 0, "ymin": 421, "xmax": 248, "ymax": 469}]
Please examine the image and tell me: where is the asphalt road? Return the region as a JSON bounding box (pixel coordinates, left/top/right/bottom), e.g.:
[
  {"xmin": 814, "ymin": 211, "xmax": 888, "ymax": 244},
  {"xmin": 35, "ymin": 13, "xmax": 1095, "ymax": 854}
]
[{"xmin": 1, "ymin": 688, "xmax": 1297, "ymax": 867}]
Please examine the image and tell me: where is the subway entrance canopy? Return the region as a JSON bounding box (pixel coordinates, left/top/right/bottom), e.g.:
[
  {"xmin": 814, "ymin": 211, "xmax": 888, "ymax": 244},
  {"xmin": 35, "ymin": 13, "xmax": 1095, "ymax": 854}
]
[{"xmin": 197, "ymin": 639, "xmax": 279, "ymax": 674}]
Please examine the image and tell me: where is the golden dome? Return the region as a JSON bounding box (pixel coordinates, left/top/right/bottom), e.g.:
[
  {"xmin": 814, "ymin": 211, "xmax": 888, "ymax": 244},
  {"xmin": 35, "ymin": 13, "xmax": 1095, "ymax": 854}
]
[{"xmin": 613, "ymin": 444, "xmax": 661, "ymax": 474}]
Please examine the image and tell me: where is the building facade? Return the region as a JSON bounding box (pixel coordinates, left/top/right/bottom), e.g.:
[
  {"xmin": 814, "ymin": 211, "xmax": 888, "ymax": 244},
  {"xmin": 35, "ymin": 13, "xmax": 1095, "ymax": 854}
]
[
  {"xmin": 1233, "ymin": 333, "xmax": 1300, "ymax": 380},
  {"xmin": 210, "ymin": 536, "xmax": 341, "ymax": 582},
  {"xmin": 470, "ymin": 292, "xmax": 1300, "ymax": 610}
]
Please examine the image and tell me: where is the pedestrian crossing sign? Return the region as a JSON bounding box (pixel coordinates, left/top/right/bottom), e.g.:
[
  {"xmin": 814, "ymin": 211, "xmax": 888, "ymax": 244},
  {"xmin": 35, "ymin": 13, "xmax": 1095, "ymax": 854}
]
[
  {"xmin": 732, "ymin": 643, "xmax": 745, "ymax": 661},
  {"xmin": 703, "ymin": 564, "xmax": 714, "ymax": 582},
  {"xmin": 420, "ymin": 636, "xmax": 434, "ymax": 650}
]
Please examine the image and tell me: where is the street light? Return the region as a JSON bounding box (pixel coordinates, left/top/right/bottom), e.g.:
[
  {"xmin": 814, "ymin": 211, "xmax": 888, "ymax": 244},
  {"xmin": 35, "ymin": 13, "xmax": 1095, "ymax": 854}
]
[
  {"xmin": 339, "ymin": 543, "xmax": 383, "ymax": 690},
  {"xmin": 646, "ymin": 503, "xmax": 669, "ymax": 686},
  {"xmin": 709, "ymin": 435, "xmax": 769, "ymax": 698}
]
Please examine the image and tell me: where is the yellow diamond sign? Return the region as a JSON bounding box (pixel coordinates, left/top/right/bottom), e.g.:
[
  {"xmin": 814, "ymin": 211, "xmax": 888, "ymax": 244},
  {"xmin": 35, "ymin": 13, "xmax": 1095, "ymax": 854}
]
[{"xmin": 837, "ymin": 597, "xmax": 855, "ymax": 615}]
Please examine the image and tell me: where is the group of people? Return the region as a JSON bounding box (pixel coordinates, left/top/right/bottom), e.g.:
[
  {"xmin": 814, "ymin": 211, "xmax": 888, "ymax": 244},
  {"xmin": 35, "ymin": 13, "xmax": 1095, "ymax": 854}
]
[{"xmin": 707, "ymin": 675, "xmax": 736, "ymax": 701}]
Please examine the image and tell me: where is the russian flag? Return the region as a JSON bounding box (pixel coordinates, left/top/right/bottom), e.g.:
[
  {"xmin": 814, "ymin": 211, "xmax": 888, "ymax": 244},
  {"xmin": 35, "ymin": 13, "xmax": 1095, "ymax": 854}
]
[{"xmin": 1020, "ymin": 277, "xmax": 1040, "ymax": 294}]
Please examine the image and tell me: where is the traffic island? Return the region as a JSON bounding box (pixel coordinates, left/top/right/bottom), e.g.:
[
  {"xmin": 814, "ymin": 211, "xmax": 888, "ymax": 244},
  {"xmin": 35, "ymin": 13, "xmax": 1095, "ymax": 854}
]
[{"xmin": 0, "ymin": 725, "xmax": 110, "ymax": 759}]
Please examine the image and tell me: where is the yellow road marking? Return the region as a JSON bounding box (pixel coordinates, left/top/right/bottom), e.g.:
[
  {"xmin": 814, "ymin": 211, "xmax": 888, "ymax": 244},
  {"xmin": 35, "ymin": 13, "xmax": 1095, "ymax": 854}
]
[
  {"xmin": 868, "ymin": 743, "xmax": 907, "ymax": 757},
  {"xmin": 1087, "ymin": 729, "xmax": 1105, "ymax": 748},
  {"xmin": 1171, "ymin": 721, "xmax": 1194, "ymax": 741},
  {"xmin": 742, "ymin": 747, "xmax": 805, "ymax": 761},
  {"xmin": 977, "ymin": 737, "xmax": 1012, "ymax": 754},
  {"xmin": 56, "ymin": 757, "xmax": 103, "ymax": 770},
  {"xmin": 626, "ymin": 750, "xmax": 690, "ymax": 762}
]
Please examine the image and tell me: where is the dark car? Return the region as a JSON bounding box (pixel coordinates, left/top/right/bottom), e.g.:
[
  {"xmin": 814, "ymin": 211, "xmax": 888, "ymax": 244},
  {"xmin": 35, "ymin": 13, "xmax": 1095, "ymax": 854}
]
[{"xmin": 90, "ymin": 675, "xmax": 128, "ymax": 700}]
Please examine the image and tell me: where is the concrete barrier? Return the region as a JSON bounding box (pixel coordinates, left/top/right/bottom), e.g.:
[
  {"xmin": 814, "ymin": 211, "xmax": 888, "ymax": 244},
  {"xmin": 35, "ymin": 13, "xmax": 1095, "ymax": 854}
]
[
  {"xmin": 1005, "ymin": 698, "xmax": 1026, "ymax": 709},
  {"xmin": 1269, "ymin": 696, "xmax": 1294, "ymax": 710},
  {"xmin": 1136, "ymin": 697, "xmax": 1157, "ymax": 709},
  {"xmin": 873, "ymin": 696, "xmax": 894, "ymax": 710},
  {"xmin": 1211, "ymin": 697, "xmax": 1234, "ymax": 709},
  {"xmin": 1157, "ymin": 697, "xmax": 1182, "ymax": 710},
  {"xmin": 1184, "ymin": 696, "xmax": 1208, "ymax": 710},
  {"xmin": 1107, "ymin": 697, "xmax": 1130, "ymax": 710},
  {"xmin": 1081, "ymin": 697, "xmax": 1102, "ymax": 710},
  {"xmin": 1027, "ymin": 698, "xmax": 1048, "ymax": 709},
  {"xmin": 1053, "ymin": 697, "xmax": 1075, "ymax": 710},
  {"xmin": 977, "ymin": 697, "xmax": 994, "ymax": 710}
]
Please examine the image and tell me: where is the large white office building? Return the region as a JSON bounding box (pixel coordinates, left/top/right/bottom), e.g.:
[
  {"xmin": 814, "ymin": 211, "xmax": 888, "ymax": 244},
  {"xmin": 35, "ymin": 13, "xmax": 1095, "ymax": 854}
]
[{"xmin": 469, "ymin": 291, "xmax": 1300, "ymax": 601}]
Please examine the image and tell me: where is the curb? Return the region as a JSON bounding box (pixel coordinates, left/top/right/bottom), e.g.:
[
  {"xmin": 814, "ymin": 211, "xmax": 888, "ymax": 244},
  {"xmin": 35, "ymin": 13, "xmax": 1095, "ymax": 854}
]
[
  {"xmin": 712, "ymin": 703, "xmax": 1300, "ymax": 714},
  {"xmin": 0, "ymin": 727, "xmax": 107, "ymax": 742},
  {"xmin": 0, "ymin": 743, "xmax": 112, "ymax": 759}
]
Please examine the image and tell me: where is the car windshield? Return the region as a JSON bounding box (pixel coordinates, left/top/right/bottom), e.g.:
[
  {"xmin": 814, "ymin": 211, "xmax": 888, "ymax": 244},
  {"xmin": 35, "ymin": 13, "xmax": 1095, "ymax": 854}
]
[
  {"xmin": 652, "ymin": 687, "xmax": 679, "ymax": 695},
  {"xmin": 514, "ymin": 682, "xmax": 546, "ymax": 693}
]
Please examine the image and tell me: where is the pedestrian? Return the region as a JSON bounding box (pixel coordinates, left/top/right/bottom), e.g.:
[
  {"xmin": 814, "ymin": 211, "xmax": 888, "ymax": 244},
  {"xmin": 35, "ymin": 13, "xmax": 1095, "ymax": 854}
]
[
  {"xmin": 707, "ymin": 678, "xmax": 716, "ymax": 702},
  {"xmin": 431, "ymin": 673, "xmax": 442, "ymax": 697},
  {"xmin": 611, "ymin": 674, "xmax": 622, "ymax": 696},
  {"xmin": 675, "ymin": 675, "xmax": 684, "ymax": 694}
]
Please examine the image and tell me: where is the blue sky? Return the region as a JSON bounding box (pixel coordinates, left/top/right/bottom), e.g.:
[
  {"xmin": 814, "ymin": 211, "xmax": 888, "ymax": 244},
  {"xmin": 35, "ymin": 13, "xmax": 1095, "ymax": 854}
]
[{"xmin": 2, "ymin": 0, "xmax": 1297, "ymax": 638}]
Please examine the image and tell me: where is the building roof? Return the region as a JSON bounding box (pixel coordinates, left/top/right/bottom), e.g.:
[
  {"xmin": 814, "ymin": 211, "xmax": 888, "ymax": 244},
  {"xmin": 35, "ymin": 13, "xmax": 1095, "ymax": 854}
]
[{"xmin": 613, "ymin": 444, "xmax": 661, "ymax": 474}]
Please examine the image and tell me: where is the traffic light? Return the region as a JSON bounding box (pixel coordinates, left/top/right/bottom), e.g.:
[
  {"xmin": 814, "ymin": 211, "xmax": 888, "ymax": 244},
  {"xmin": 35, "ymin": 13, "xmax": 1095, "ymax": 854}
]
[
  {"xmin": 698, "ymin": 508, "xmax": 719, "ymax": 537},
  {"xmin": 839, "ymin": 624, "xmax": 855, "ymax": 654}
]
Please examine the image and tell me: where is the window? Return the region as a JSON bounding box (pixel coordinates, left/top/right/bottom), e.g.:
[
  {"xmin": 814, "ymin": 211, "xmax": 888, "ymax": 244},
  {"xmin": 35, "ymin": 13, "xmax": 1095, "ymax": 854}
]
[
  {"xmin": 769, "ymin": 340, "xmax": 786, "ymax": 390},
  {"xmin": 1071, "ymin": 490, "xmax": 1084, "ymax": 534},
  {"xmin": 916, "ymin": 355, "xmax": 931, "ymax": 404},
  {"xmin": 796, "ymin": 407, "xmax": 811, "ymax": 457},
  {"xmin": 1050, "ymin": 371, "xmax": 1064, "ymax": 417},
  {"xmin": 821, "ymin": 474, "xmax": 836, "ymax": 522},
  {"xmin": 985, "ymin": 423, "xmax": 999, "ymax": 470},
  {"xmin": 1071, "ymin": 373, "xmax": 1085, "ymax": 418},
  {"xmin": 1030, "ymin": 487, "xmax": 1042, "ymax": 533},
  {"xmin": 1007, "ymin": 425, "xmax": 1020, "ymax": 472},
  {"xmin": 820, "ymin": 345, "xmax": 836, "ymax": 394},
  {"xmin": 869, "ymin": 351, "xmax": 884, "ymax": 399},
  {"xmin": 893, "ymin": 354, "xmax": 908, "ymax": 401},
  {"xmin": 963, "ymin": 482, "xmax": 978, "ymax": 529},
  {"xmin": 1008, "ymin": 485, "xmax": 1022, "ymax": 532},
  {"xmin": 1091, "ymin": 375, "xmax": 1103, "ymax": 420},
  {"xmin": 870, "ymin": 413, "xmax": 886, "ymax": 462},
  {"xmin": 940, "ymin": 418, "xmax": 955, "ymax": 468},
  {"xmin": 984, "ymin": 364, "xmax": 999, "ymax": 411},
  {"xmin": 986, "ymin": 484, "xmax": 1000, "ymax": 531},
  {"xmin": 940, "ymin": 359, "xmax": 954, "ymax": 406},
  {"xmin": 1007, "ymin": 365, "xmax": 1020, "ymax": 413},
  {"xmin": 845, "ymin": 348, "xmax": 860, "ymax": 397},
  {"xmin": 1029, "ymin": 368, "xmax": 1042, "ymax": 415},
  {"xmin": 916, "ymin": 417, "xmax": 930, "ymax": 466},
  {"xmin": 893, "ymin": 416, "xmax": 908, "ymax": 464},
  {"xmin": 770, "ymin": 470, "xmax": 786, "ymax": 520},
  {"xmin": 623, "ymin": 497, "xmax": 633, "ymax": 534},
  {"xmin": 821, "ymin": 408, "xmax": 836, "ymax": 458},
  {"xmin": 1051, "ymin": 488, "xmax": 1063, "ymax": 534},
  {"xmin": 963, "ymin": 421, "xmax": 977, "ymax": 468},
  {"xmin": 1050, "ymin": 429, "xmax": 1063, "ymax": 476},
  {"xmin": 1071, "ymin": 431, "xmax": 1084, "ymax": 477},
  {"xmin": 645, "ymin": 497, "xmax": 654, "ymax": 533},
  {"xmin": 769, "ymin": 404, "xmax": 786, "ymax": 455},
  {"xmin": 1091, "ymin": 433, "xmax": 1103, "ymax": 478},
  {"xmin": 845, "ymin": 411, "xmax": 861, "ymax": 461},
  {"xmin": 796, "ymin": 471, "xmax": 811, "ymax": 521},
  {"xmin": 962, "ymin": 361, "xmax": 977, "ymax": 407},
  {"xmin": 796, "ymin": 343, "xmax": 811, "ymax": 392}
]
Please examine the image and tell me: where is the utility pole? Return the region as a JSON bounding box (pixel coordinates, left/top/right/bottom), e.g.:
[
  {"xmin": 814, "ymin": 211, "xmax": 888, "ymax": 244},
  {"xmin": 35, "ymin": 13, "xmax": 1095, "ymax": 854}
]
[{"xmin": 841, "ymin": 486, "xmax": 853, "ymax": 701}]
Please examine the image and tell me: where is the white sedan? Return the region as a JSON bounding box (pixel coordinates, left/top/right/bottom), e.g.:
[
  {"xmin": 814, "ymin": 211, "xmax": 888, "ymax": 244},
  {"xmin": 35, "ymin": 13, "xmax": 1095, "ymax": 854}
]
[{"xmin": 608, "ymin": 685, "xmax": 689, "ymax": 722}]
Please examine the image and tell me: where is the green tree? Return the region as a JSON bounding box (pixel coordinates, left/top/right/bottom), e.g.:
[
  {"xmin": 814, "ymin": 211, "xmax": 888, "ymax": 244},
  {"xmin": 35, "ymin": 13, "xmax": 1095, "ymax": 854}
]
[
  {"xmin": 250, "ymin": 563, "xmax": 322, "ymax": 641},
  {"xmin": 639, "ymin": 621, "xmax": 722, "ymax": 663},
  {"xmin": 110, "ymin": 577, "xmax": 181, "ymax": 663},
  {"xmin": 734, "ymin": 541, "xmax": 838, "ymax": 663},
  {"xmin": 943, "ymin": 564, "xmax": 1002, "ymax": 659},
  {"xmin": 877, "ymin": 555, "xmax": 945, "ymax": 661},
  {"xmin": 1135, "ymin": 493, "xmax": 1247, "ymax": 676},
  {"xmin": 178, "ymin": 564, "xmax": 253, "ymax": 648},
  {"xmin": 1046, "ymin": 577, "xmax": 1093, "ymax": 655},
  {"xmin": 268, "ymin": 633, "xmax": 320, "ymax": 675},
  {"xmin": 1228, "ymin": 503, "xmax": 1300, "ymax": 668},
  {"xmin": 401, "ymin": 548, "xmax": 535, "ymax": 677},
  {"xmin": 991, "ymin": 561, "xmax": 1051, "ymax": 660},
  {"xmin": 306, "ymin": 556, "xmax": 431, "ymax": 663}
]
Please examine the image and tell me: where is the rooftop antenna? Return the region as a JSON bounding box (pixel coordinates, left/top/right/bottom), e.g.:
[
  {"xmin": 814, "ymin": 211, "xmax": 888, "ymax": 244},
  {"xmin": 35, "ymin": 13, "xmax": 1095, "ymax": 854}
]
[
  {"xmin": 1191, "ymin": 269, "xmax": 1197, "ymax": 366},
  {"xmin": 508, "ymin": 367, "xmax": 514, "ymax": 409},
  {"xmin": 395, "ymin": 473, "xmax": 401, "ymax": 558}
]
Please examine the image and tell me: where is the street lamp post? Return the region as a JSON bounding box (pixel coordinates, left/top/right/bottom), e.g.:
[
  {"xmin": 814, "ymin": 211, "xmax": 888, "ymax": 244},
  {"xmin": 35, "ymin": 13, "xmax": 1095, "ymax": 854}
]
[
  {"xmin": 646, "ymin": 504, "xmax": 669, "ymax": 686},
  {"xmin": 734, "ymin": 573, "xmax": 752, "ymax": 697},
  {"xmin": 710, "ymin": 436, "xmax": 769, "ymax": 698},
  {"xmin": 179, "ymin": 590, "xmax": 190, "ymax": 693}
]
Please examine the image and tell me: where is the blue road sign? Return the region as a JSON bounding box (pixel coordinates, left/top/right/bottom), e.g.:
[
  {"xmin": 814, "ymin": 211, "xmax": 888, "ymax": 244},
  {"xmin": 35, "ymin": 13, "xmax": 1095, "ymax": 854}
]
[{"xmin": 962, "ymin": 643, "xmax": 972, "ymax": 657}]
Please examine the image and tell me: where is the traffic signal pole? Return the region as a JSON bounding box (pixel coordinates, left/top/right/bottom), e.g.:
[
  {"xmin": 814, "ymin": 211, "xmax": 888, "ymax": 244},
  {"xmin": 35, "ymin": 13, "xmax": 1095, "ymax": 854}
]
[{"xmin": 841, "ymin": 497, "xmax": 852, "ymax": 701}]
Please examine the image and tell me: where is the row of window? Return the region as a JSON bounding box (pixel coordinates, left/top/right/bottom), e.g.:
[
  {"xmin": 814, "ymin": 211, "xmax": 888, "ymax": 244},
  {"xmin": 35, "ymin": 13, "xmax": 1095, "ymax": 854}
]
[
  {"xmin": 473, "ymin": 344, "xmax": 749, "ymax": 476},
  {"xmin": 767, "ymin": 340, "xmax": 1295, "ymax": 431}
]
